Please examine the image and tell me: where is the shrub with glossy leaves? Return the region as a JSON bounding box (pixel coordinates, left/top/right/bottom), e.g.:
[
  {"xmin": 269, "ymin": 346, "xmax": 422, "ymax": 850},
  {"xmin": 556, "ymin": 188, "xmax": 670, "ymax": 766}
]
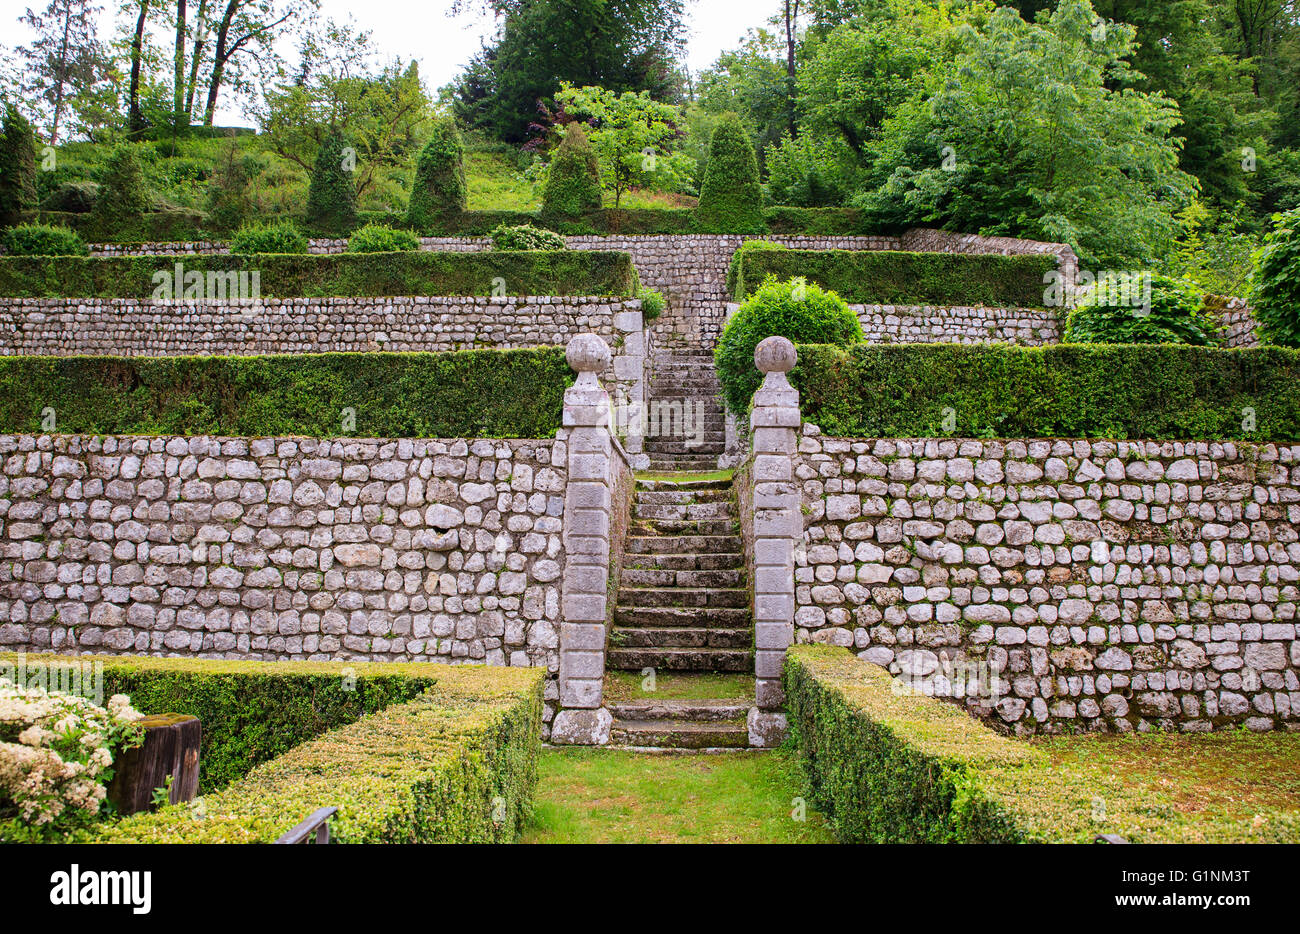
[
  {"xmin": 489, "ymin": 223, "xmax": 566, "ymax": 251},
  {"xmin": 1064, "ymin": 274, "xmax": 1218, "ymax": 345},
  {"xmin": 346, "ymin": 223, "xmax": 420, "ymax": 253},
  {"xmin": 715, "ymin": 275, "xmax": 862, "ymax": 415},
  {"xmin": 230, "ymin": 220, "xmax": 309, "ymax": 255},
  {"xmin": 1, "ymin": 223, "xmax": 88, "ymax": 256},
  {"xmin": 1248, "ymin": 208, "xmax": 1300, "ymax": 347}
]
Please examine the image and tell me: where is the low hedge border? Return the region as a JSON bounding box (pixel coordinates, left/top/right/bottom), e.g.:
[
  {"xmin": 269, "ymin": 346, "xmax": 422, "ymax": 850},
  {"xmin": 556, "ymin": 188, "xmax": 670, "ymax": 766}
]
[
  {"xmin": 0, "ymin": 349, "xmax": 571, "ymax": 439},
  {"xmin": 95, "ymin": 664, "xmax": 544, "ymax": 843},
  {"xmin": 792, "ymin": 343, "xmax": 1300, "ymax": 441},
  {"xmin": 0, "ymin": 250, "xmax": 636, "ymax": 299},
  {"xmin": 785, "ymin": 646, "xmax": 1300, "ymax": 843},
  {"xmin": 732, "ymin": 248, "xmax": 1057, "ymax": 307}
]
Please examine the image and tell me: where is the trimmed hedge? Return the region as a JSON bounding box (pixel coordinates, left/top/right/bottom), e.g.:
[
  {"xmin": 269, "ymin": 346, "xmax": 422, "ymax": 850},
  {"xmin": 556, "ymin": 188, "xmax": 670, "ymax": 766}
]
[
  {"xmin": 0, "ymin": 249, "xmax": 637, "ymax": 298},
  {"xmin": 695, "ymin": 113, "xmax": 766, "ymax": 234},
  {"xmin": 96, "ymin": 664, "xmax": 543, "ymax": 843},
  {"xmin": 0, "ymin": 349, "xmax": 572, "ymax": 439},
  {"xmin": 792, "ymin": 343, "xmax": 1300, "ymax": 441},
  {"xmin": 541, "ymin": 122, "xmax": 603, "ymax": 220},
  {"xmin": 732, "ymin": 248, "xmax": 1057, "ymax": 307},
  {"xmin": 306, "ymin": 130, "xmax": 359, "ymax": 235},
  {"xmin": 785, "ymin": 646, "xmax": 1300, "ymax": 843},
  {"xmin": 406, "ymin": 117, "xmax": 468, "ymax": 231}
]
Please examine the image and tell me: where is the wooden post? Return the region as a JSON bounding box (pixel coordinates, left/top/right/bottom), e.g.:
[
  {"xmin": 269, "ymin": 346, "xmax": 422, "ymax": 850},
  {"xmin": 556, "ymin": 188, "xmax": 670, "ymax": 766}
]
[{"xmin": 108, "ymin": 713, "xmax": 202, "ymax": 816}]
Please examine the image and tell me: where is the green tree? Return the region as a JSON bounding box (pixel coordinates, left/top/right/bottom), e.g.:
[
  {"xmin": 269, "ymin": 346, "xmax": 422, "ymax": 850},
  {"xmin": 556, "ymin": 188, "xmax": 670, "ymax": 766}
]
[
  {"xmin": 92, "ymin": 143, "xmax": 151, "ymax": 228},
  {"xmin": 695, "ymin": 112, "xmax": 765, "ymax": 233},
  {"xmin": 305, "ymin": 128, "xmax": 358, "ymax": 233},
  {"xmin": 0, "ymin": 107, "xmax": 39, "ymax": 228},
  {"xmin": 17, "ymin": 0, "xmax": 112, "ymax": 143},
  {"xmin": 541, "ymin": 122, "xmax": 603, "ymax": 219},
  {"xmin": 694, "ymin": 28, "xmax": 792, "ymax": 169},
  {"xmin": 1248, "ymin": 206, "xmax": 1300, "ymax": 346},
  {"xmin": 406, "ymin": 117, "xmax": 467, "ymax": 230}
]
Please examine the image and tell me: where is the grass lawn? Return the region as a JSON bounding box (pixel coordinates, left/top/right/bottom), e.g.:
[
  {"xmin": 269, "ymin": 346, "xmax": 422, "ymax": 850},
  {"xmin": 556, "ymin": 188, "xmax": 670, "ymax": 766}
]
[
  {"xmin": 1028, "ymin": 730, "xmax": 1300, "ymax": 843},
  {"xmin": 522, "ymin": 747, "xmax": 835, "ymax": 844}
]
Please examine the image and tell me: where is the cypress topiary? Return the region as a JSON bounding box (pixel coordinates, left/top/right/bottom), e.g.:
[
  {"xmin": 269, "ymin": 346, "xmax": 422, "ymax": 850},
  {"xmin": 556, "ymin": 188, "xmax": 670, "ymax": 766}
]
[
  {"xmin": 92, "ymin": 144, "xmax": 152, "ymax": 232},
  {"xmin": 695, "ymin": 113, "xmax": 766, "ymax": 234},
  {"xmin": 541, "ymin": 123, "xmax": 603, "ymax": 220},
  {"xmin": 306, "ymin": 129, "xmax": 359, "ymax": 234},
  {"xmin": 406, "ymin": 117, "xmax": 467, "ymax": 232},
  {"xmin": 0, "ymin": 106, "xmax": 38, "ymax": 228}
]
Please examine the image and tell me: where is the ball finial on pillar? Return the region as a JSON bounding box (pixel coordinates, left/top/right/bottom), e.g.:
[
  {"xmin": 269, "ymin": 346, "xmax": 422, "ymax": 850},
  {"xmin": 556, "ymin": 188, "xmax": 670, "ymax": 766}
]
[
  {"xmin": 754, "ymin": 335, "xmax": 797, "ymax": 374},
  {"xmin": 566, "ymin": 333, "xmax": 612, "ymax": 374}
]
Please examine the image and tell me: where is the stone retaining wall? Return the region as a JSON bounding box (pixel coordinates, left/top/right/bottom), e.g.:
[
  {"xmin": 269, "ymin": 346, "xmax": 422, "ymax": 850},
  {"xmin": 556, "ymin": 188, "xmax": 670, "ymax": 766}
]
[
  {"xmin": 793, "ymin": 427, "xmax": 1300, "ymax": 735},
  {"xmin": 854, "ymin": 304, "xmax": 1060, "ymax": 345}
]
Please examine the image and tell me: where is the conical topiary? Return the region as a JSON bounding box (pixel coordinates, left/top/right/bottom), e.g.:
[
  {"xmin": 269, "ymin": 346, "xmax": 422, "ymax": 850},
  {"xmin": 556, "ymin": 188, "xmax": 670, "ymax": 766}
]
[
  {"xmin": 695, "ymin": 113, "xmax": 766, "ymax": 234},
  {"xmin": 406, "ymin": 117, "xmax": 467, "ymax": 232},
  {"xmin": 0, "ymin": 106, "xmax": 38, "ymax": 228},
  {"xmin": 92, "ymin": 144, "xmax": 152, "ymax": 232},
  {"xmin": 306, "ymin": 129, "xmax": 359, "ymax": 234},
  {"xmin": 541, "ymin": 122, "xmax": 603, "ymax": 220}
]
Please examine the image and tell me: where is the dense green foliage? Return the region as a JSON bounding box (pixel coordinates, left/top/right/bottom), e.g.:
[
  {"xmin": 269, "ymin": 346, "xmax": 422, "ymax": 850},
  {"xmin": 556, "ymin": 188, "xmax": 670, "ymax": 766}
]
[
  {"xmin": 0, "ymin": 249, "xmax": 636, "ymax": 298},
  {"xmin": 305, "ymin": 130, "xmax": 360, "ymax": 235},
  {"xmin": 406, "ymin": 118, "xmax": 468, "ymax": 231},
  {"xmin": 0, "ymin": 223, "xmax": 87, "ymax": 256},
  {"xmin": 90, "ymin": 145, "xmax": 151, "ymax": 232},
  {"xmin": 695, "ymin": 113, "xmax": 766, "ymax": 234},
  {"xmin": 42, "ymin": 182, "xmax": 99, "ymax": 214},
  {"xmin": 793, "ymin": 343, "xmax": 1300, "ymax": 440},
  {"xmin": 97, "ymin": 664, "xmax": 543, "ymax": 843},
  {"xmin": 1063, "ymin": 274, "xmax": 1218, "ymax": 345},
  {"xmin": 345, "ymin": 223, "xmax": 420, "ymax": 253},
  {"xmin": 0, "ymin": 350, "xmax": 573, "ymax": 439},
  {"xmin": 637, "ymin": 285, "xmax": 666, "ymax": 321},
  {"xmin": 732, "ymin": 247, "xmax": 1057, "ymax": 307},
  {"xmin": 0, "ymin": 106, "xmax": 38, "ymax": 228},
  {"xmin": 541, "ymin": 123, "xmax": 604, "ymax": 219},
  {"xmin": 1247, "ymin": 208, "xmax": 1300, "ymax": 347},
  {"xmin": 229, "ymin": 220, "xmax": 309, "ymax": 255},
  {"xmin": 716, "ymin": 276, "xmax": 863, "ymax": 415},
  {"xmin": 489, "ymin": 223, "xmax": 567, "ymax": 251}
]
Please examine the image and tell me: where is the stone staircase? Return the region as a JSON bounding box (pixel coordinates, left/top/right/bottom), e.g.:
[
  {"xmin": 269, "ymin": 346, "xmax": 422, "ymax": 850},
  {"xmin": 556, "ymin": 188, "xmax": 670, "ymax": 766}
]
[
  {"xmin": 643, "ymin": 350, "xmax": 726, "ymax": 472},
  {"xmin": 606, "ymin": 475, "xmax": 754, "ymax": 748}
]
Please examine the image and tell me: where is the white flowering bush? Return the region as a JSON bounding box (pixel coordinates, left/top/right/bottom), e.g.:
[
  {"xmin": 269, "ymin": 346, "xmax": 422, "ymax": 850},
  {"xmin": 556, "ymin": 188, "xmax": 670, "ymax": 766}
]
[{"xmin": 0, "ymin": 678, "xmax": 144, "ymax": 835}]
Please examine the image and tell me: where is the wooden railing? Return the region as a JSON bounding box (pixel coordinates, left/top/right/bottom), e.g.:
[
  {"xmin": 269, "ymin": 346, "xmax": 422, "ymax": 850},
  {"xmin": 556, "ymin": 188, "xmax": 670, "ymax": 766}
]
[{"xmin": 274, "ymin": 807, "xmax": 338, "ymax": 844}]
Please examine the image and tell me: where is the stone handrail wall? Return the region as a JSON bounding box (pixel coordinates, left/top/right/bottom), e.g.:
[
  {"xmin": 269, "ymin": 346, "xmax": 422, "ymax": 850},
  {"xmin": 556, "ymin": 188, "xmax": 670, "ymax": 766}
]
[{"xmin": 791, "ymin": 429, "xmax": 1300, "ymax": 734}]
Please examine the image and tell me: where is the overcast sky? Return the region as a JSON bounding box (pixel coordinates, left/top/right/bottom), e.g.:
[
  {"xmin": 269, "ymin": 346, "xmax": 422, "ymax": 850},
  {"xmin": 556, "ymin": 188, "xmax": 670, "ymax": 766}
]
[{"xmin": 0, "ymin": 0, "xmax": 775, "ymax": 126}]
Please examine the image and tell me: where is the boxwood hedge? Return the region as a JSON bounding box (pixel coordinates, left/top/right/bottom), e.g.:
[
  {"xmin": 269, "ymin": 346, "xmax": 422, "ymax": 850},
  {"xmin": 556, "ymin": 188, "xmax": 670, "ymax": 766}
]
[
  {"xmin": 0, "ymin": 249, "xmax": 637, "ymax": 299},
  {"xmin": 793, "ymin": 343, "xmax": 1300, "ymax": 441},
  {"xmin": 94, "ymin": 662, "xmax": 543, "ymax": 843},
  {"xmin": 0, "ymin": 349, "xmax": 571, "ymax": 439},
  {"xmin": 732, "ymin": 248, "xmax": 1057, "ymax": 307}
]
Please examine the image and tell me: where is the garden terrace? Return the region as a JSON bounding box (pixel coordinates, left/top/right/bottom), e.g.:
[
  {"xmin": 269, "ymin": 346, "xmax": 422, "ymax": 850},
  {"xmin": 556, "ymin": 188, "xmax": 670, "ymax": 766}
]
[
  {"xmin": 0, "ymin": 249, "xmax": 637, "ymax": 299},
  {"xmin": 730, "ymin": 247, "xmax": 1058, "ymax": 307},
  {"xmin": 0, "ymin": 350, "xmax": 570, "ymax": 439},
  {"xmin": 784, "ymin": 646, "xmax": 1300, "ymax": 843},
  {"xmin": 791, "ymin": 343, "xmax": 1300, "ymax": 441}
]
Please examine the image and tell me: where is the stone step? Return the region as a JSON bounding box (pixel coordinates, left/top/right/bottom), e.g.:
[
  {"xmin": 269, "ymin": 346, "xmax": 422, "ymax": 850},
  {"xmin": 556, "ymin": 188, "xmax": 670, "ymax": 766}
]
[
  {"xmin": 647, "ymin": 458, "xmax": 722, "ymax": 471},
  {"xmin": 625, "ymin": 534, "xmax": 742, "ymax": 554},
  {"xmin": 619, "ymin": 567, "xmax": 743, "ymax": 588},
  {"xmin": 606, "ymin": 647, "xmax": 753, "ymax": 673},
  {"xmin": 610, "ymin": 627, "xmax": 752, "ymax": 649},
  {"xmin": 607, "ymin": 698, "xmax": 751, "ymax": 722},
  {"xmin": 620, "ymin": 552, "xmax": 743, "ymax": 571},
  {"xmin": 635, "ymin": 478, "xmax": 732, "ymax": 491},
  {"xmin": 616, "ymin": 587, "xmax": 748, "ymax": 609},
  {"xmin": 631, "ymin": 519, "xmax": 736, "ymax": 537},
  {"xmin": 613, "ymin": 606, "xmax": 751, "ymax": 628},
  {"xmin": 642, "ymin": 435, "xmax": 727, "ymax": 449},
  {"xmin": 609, "ymin": 718, "xmax": 749, "ymax": 750},
  {"xmin": 633, "ymin": 488, "xmax": 731, "ymax": 505}
]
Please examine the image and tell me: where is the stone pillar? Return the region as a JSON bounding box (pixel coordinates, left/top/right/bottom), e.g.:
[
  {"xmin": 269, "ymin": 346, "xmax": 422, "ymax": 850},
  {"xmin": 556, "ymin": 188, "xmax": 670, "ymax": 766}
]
[
  {"xmin": 552, "ymin": 334, "xmax": 614, "ymax": 745},
  {"xmin": 747, "ymin": 336, "xmax": 800, "ymax": 746}
]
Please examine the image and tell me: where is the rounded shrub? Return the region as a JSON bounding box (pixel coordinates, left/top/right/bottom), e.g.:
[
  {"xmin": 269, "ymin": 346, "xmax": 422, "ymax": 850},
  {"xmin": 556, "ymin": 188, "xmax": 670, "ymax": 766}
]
[
  {"xmin": 306, "ymin": 130, "xmax": 359, "ymax": 234},
  {"xmin": 1063, "ymin": 273, "xmax": 1218, "ymax": 346},
  {"xmin": 1, "ymin": 223, "xmax": 88, "ymax": 256},
  {"xmin": 406, "ymin": 117, "xmax": 467, "ymax": 231},
  {"xmin": 346, "ymin": 223, "xmax": 420, "ymax": 253},
  {"xmin": 695, "ymin": 113, "xmax": 766, "ymax": 234},
  {"xmin": 230, "ymin": 220, "xmax": 310, "ymax": 255},
  {"xmin": 638, "ymin": 286, "xmax": 666, "ymax": 322},
  {"xmin": 0, "ymin": 106, "xmax": 38, "ymax": 228},
  {"xmin": 541, "ymin": 123, "xmax": 603, "ymax": 220},
  {"xmin": 92, "ymin": 144, "xmax": 151, "ymax": 228},
  {"xmin": 1247, "ymin": 207, "xmax": 1300, "ymax": 347},
  {"xmin": 43, "ymin": 181, "xmax": 100, "ymax": 213},
  {"xmin": 715, "ymin": 275, "xmax": 863, "ymax": 415},
  {"xmin": 489, "ymin": 223, "xmax": 566, "ymax": 251}
]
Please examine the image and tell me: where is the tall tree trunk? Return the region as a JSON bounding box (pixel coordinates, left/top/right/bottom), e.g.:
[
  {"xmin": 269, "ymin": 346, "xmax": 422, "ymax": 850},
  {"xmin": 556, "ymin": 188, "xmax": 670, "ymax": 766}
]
[
  {"xmin": 174, "ymin": 0, "xmax": 188, "ymax": 126},
  {"xmin": 203, "ymin": 0, "xmax": 239, "ymax": 126},
  {"xmin": 184, "ymin": 0, "xmax": 210, "ymax": 119},
  {"xmin": 784, "ymin": 0, "xmax": 800, "ymax": 139},
  {"xmin": 128, "ymin": 0, "xmax": 151, "ymax": 134},
  {"xmin": 49, "ymin": 0, "xmax": 74, "ymax": 145}
]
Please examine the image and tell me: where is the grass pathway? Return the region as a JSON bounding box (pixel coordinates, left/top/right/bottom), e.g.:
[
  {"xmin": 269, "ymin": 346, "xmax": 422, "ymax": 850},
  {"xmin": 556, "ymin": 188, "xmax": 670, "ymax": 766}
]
[{"xmin": 522, "ymin": 748, "xmax": 835, "ymax": 844}]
